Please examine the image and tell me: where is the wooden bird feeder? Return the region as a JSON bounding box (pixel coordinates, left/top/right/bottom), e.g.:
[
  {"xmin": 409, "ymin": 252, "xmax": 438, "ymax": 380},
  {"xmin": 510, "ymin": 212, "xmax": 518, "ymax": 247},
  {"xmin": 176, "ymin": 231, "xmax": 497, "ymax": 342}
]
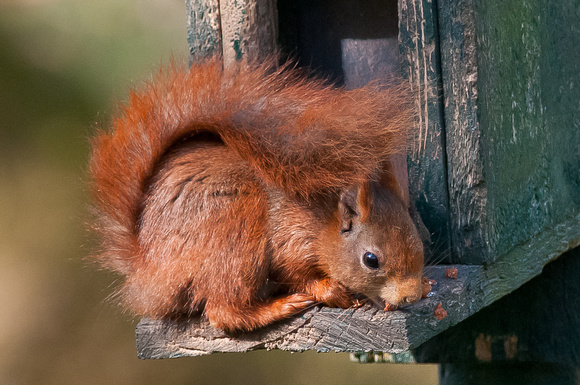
[{"xmin": 137, "ymin": 0, "xmax": 580, "ymax": 382}]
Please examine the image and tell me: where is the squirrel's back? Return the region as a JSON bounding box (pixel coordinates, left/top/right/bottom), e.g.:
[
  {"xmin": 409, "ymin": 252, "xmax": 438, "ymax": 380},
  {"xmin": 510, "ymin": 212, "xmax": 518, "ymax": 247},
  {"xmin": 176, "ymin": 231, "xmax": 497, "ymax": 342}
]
[
  {"xmin": 90, "ymin": 58, "xmax": 411, "ymax": 273},
  {"xmin": 129, "ymin": 138, "xmax": 270, "ymax": 317},
  {"xmin": 89, "ymin": 57, "xmax": 418, "ymax": 330}
]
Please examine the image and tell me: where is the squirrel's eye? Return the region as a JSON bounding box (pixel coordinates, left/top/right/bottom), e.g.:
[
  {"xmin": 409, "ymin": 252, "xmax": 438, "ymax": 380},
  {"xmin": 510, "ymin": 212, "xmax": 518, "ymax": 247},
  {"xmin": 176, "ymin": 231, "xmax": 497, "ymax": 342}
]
[{"xmin": 362, "ymin": 252, "xmax": 379, "ymax": 269}]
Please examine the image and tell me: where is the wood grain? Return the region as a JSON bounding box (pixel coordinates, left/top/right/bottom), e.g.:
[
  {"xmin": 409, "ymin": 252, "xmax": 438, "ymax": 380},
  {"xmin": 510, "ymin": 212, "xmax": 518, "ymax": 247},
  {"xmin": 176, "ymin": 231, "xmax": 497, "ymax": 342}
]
[
  {"xmin": 399, "ymin": 0, "xmax": 452, "ymax": 263},
  {"xmin": 186, "ymin": 0, "xmax": 221, "ymax": 61},
  {"xmin": 219, "ymin": 0, "xmax": 277, "ymax": 67},
  {"xmin": 416, "ymin": 246, "xmax": 580, "ymax": 365},
  {"xmin": 186, "ymin": 0, "xmax": 277, "ymax": 65},
  {"xmin": 437, "ymin": 0, "xmax": 580, "ymax": 264}
]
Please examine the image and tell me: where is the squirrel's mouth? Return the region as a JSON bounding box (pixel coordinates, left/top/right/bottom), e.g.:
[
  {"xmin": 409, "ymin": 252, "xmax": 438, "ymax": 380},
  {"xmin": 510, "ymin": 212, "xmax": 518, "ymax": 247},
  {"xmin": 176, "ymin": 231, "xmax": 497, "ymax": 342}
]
[
  {"xmin": 378, "ymin": 275, "xmax": 424, "ymax": 309},
  {"xmin": 358, "ymin": 278, "xmax": 422, "ymax": 311},
  {"xmin": 362, "ymin": 294, "xmax": 399, "ymax": 311},
  {"xmin": 374, "ymin": 295, "xmax": 417, "ymax": 311}
]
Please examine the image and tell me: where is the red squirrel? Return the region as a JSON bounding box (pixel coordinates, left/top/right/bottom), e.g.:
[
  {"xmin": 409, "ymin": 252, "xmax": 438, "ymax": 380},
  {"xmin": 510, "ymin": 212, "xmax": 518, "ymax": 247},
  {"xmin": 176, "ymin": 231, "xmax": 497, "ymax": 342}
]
[{"xmin": 89, "ymin": 57, "xmax": 425, "ymax": 332}]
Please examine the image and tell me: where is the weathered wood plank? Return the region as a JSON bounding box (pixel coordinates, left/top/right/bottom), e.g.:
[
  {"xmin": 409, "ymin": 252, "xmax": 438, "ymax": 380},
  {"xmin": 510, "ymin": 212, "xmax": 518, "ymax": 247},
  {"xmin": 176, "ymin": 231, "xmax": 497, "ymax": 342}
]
[
  {"xmin": 474, "ymin": 0, "xmax": 580, "ymax": 260},
  {"xmin": 186, "ymin": 0, "xmax": 277, "ymax": 65},
  {"xmin": 438, "ymin": 0, "xmax": 580, "ymax": 264},
  {"xmin": 136, "ymin": 213, "xmax": 580, "ymax": 359},
  {"xmin": 398, "ymin": 0, "xmax": 452, "ymax": 263},
  {"xmin": 136, "ymin": 265, "xmax": 479, "ymax": 358},
  {"xmin": 219, "ymin": 0, "xmax": 277, "ymax": 67},
  {"xmin": 186, "ymin": 0, "xmax": 221, "ymax": 61},
  {"xmin": 416, "ymin": 246, "xmax": 580, "ymax": 366},
  {"xmin": 437, "ymin": 0, "xmax": 487, "ymax": 264}
]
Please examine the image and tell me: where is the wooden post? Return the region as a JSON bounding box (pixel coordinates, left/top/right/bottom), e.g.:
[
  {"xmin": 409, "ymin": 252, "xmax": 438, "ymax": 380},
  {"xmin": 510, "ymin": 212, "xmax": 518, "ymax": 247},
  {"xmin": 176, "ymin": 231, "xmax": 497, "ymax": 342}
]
[
  {"xmin": 437, "ymin": 0, "xmax": 580, "ymax": 264},
  {"xmin": 436, "ymin": 0, "xmax": 487, "ymax": 264},
  {"xmin": 186, "ymin": 0, "xmax": 277, "ymax": 65},
  {"xmin": 219, "ymin": 0, "xmax": 277, "ymax": 67},
  {"xmin": 186, "ymin": 0, "xmax": 221, "ymax": 60},
  {"xmin": 399, "ymin": 0, "xmax": 452, "ymax": 263}
]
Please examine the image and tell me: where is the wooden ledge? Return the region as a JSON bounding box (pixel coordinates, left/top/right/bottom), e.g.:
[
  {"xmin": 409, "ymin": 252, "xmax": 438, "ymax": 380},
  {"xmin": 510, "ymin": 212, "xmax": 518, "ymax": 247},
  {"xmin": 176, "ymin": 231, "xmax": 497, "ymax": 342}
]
[{"xmin": 136, "ymin": 214, "xmax": 580, "ymax": 359}]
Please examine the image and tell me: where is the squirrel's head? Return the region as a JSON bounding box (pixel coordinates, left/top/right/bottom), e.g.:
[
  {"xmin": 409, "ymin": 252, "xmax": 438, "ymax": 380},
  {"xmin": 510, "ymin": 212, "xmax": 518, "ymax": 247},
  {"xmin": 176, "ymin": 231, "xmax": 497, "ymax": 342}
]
[{"xmin": 321, "ymin": 163, "xmax": 425, "ymax": 309}]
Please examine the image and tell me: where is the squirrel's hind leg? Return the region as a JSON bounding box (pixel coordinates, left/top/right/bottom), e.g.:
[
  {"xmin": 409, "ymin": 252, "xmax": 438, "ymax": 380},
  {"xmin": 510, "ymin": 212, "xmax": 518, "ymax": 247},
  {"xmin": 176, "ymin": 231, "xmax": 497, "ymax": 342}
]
[{"xmin": 204, "ymin": 293, "xmax": 315, "ymax": 333}]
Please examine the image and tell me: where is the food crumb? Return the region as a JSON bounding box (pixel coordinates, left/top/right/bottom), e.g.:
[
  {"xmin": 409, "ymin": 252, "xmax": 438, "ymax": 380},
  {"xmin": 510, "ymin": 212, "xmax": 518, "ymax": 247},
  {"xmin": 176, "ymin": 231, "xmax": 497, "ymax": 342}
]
[
  {"xmin": 421, "ymin": 281, "xmax": 432, "ymax": 298},
  {"xmin": 434, "ymin": 302, "xmax": 447, "ymax": 320},
  {"xmin": 421, "ymin": 277, "xmax": 436, "ymax": 298},
  {"xmin": 446, "ymin": 268, "xmax": 458, "ymax": 279}
]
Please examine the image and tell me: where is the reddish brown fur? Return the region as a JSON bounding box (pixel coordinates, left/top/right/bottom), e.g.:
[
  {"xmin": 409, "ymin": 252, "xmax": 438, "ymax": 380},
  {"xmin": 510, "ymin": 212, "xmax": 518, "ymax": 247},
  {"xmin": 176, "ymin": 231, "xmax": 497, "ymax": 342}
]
[{"xmin": 89, "ymin": 57, "xmax": 423, "ymax": 332}]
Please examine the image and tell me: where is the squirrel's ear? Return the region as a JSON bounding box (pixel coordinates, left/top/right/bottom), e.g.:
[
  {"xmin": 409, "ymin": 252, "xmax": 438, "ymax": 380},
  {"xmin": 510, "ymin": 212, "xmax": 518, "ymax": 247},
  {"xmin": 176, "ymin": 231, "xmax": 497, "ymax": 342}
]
[
  {"xmin": 338, "ymin": 182, "xmax": 371, "ymax": 232},
  {"xmin": 381, "ymin": 155, "xmax": 432, "ymax": 246},
  {"xmin": 379, "ymin": 155, "xmax": 410, "ymax": 208}
]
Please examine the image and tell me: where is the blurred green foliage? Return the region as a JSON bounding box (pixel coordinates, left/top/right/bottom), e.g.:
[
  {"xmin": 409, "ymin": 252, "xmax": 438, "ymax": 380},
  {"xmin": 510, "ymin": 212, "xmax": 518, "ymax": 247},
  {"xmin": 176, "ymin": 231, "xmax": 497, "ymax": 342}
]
[{"xmin": 0, "ymin": 1, "xmax": 437, "ymax": 384}]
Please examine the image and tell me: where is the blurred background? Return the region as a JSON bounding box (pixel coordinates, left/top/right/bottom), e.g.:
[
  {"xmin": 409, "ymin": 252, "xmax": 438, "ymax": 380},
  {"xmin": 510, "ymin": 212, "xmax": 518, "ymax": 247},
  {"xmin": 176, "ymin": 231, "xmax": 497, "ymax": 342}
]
[{"xmin": 0, "ymin": 0, "xmax": 438, "ymax": 383}]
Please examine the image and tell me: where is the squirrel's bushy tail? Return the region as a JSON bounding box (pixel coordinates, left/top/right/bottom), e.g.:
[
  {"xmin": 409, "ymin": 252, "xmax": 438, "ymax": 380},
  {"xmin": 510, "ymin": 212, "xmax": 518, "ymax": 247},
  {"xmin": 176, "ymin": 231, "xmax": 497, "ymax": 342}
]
[{"xmin": 89, "ymin": 57, "xmax": 413, "ymax": 273}]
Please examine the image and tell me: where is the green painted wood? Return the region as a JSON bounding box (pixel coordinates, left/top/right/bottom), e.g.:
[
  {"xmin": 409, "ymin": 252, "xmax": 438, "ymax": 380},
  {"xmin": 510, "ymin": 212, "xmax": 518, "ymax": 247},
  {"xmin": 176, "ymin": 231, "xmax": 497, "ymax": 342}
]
[
  {"xmin": 438, "ymin": 0, "xmax": 580, "ymax": 264},
  {"xmin": 475, "ymin": 0, "xmax": 580, "ymax": 261},
  {"xmin": 437, "ymin": 0, "xmax": 486, "ymax": 264},
  {"xmin": 399, "ymin": 0, "xmax": 452, "ymax": 263}
]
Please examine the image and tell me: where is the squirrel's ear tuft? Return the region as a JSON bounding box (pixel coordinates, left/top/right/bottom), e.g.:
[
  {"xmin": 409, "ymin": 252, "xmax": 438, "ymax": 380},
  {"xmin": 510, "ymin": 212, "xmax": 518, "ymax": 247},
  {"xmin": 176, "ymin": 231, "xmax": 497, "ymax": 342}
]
[
  {"xmin": 338, "ymin": 182, "xmax": 371, "ymax": 231},
  {"xmin": 379, "ymin": 156, "xmax": 410, "ymax": 208}
]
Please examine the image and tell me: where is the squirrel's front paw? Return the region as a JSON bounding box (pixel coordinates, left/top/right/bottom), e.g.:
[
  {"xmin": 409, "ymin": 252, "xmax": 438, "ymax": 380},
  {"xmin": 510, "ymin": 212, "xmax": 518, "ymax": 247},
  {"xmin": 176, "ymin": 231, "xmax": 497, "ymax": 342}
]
[
  {"xmin": 279, "ymin": 293, "xmax": 316, "ymax": 314},
  {"xmin": 303, "ymin": 279, "xmax": 356, "ymax": 309}
]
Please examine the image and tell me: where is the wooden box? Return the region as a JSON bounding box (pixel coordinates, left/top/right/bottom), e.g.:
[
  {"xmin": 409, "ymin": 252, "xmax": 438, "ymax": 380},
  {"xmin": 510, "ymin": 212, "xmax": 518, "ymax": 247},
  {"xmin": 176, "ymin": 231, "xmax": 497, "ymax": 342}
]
[{"xmin": 136, "ymin": 0, "xmax": 580, "ymax": 359}]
